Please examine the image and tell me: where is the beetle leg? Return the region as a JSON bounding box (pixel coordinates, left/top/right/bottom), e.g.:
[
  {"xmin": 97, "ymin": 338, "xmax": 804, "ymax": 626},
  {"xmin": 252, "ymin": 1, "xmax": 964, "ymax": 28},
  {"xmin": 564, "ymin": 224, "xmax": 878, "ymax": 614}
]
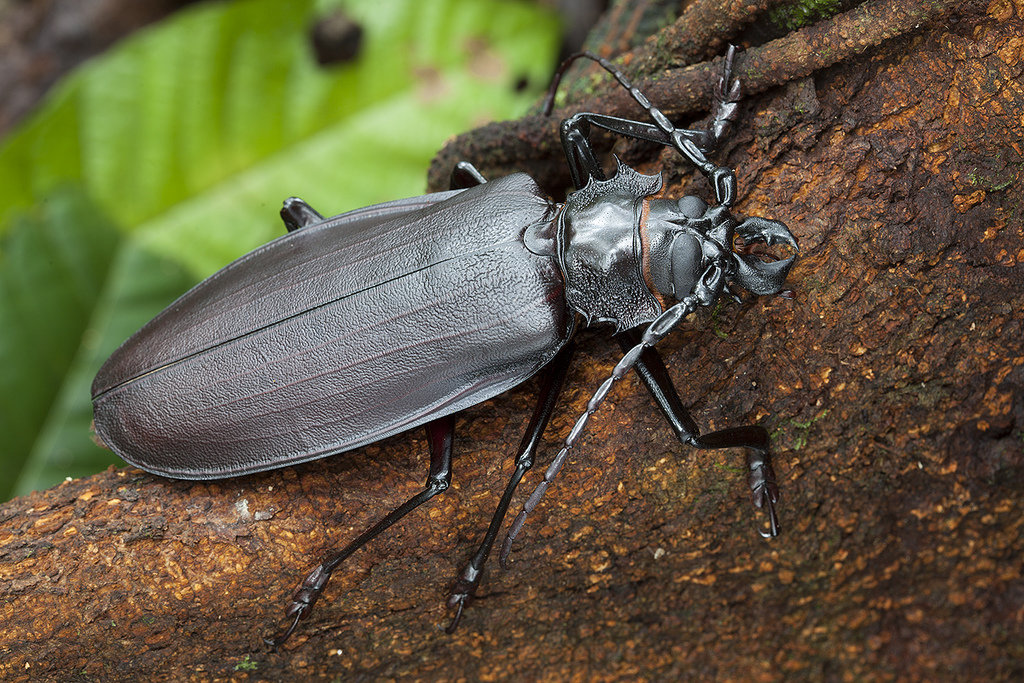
[
  {"xmin": 265, "ymin": 415, "xmax": 455, "ymax": 648},
  {"xmin": 501, "ymin": 297, "xmax": 701, "ymax": 563},
  {"xmin": 559, "ymin": 115, "xmax": 607, "ymax": 189},
  {"xmin": 708, "ymin": 44, "xmax": 742, "ymax": 151},
  {"xmin": 615, "ymin": 329, "xmax": 780, "ymax": 538},
  {"xmin": 449, "ymin": 161, "xmax": 488, "ymax": 189},
  {"xmin": 280, "ymin": 197, "xmax": 325, "ymax": 233},
  {"xmin": 545, "ymin": 47, "xmax": 740, "ymax": 156},
  {"xmin": 693, "ymin": 426, "xmax": 779, "ymax": 538},
  {"xmin": 445, "ymin": 342, "xmax": 575, "ymax": 632},
  {"xmin": 559, "ymin": 110, "xmax": 736, "ymax": 204},
  {"xmin": 546, "ymin": 50, "xmax": 740, "ymax": 205}
]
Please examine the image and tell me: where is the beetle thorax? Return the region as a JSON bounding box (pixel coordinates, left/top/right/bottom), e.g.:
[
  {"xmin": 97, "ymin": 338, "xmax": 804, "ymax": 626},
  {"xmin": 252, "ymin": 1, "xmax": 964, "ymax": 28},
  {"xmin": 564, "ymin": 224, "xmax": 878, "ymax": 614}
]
[{"xmin": 556, "ymin": 165, "xmax": 664, "ymax": 331}]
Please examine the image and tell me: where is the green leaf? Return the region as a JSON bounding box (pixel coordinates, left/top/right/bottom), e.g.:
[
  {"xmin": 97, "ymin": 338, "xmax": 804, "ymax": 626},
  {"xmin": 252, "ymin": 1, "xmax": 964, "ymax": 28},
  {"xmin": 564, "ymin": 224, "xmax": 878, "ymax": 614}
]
[
  {"xmin": 0, "ymin": 189, "xmax": 120, "ymax": 485},
  {"xmin": 0, "ymin": 0, "xmax": 560, "ymax": 500}
]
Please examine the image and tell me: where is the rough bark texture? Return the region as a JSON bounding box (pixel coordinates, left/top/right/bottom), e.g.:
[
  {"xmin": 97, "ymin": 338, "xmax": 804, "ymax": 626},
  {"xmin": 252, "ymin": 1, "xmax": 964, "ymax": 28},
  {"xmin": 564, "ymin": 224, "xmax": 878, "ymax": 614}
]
[
  {"xmin": 628, "ymin": 0, "xmax": 795, "ymax": 70},
  {"xmin": 3, "ymin": 0, "xmax": 1023, "ymax": 680},
  {"xmin": 0, "ymin": 0, "xmax": 200, "ymax": 136},
  {"xmin": 427, "ymin": 0, "xmax": 965, "ymax": 194}
]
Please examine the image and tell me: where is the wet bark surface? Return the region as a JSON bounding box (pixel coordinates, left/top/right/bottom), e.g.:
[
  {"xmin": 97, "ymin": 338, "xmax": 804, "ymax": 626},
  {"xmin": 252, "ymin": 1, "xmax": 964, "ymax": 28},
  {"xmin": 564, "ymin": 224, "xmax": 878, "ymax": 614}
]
[{"xmin": 2, "ymin": 0, "xmax": 1023, "ymax": 680}]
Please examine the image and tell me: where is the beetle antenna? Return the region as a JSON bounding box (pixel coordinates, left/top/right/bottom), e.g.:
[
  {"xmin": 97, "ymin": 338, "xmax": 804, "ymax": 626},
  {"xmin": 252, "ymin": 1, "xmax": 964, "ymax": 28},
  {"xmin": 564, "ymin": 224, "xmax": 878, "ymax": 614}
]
[
  {"xmin": 541, "ymin": 51, "xmax": 584, "ymax": 116},
  {"xmin": 499, "ymin": 295, "xmax": 700, "ymax": 566},
  {"xmin": 542, "ymin": 51, "xmax": 666, "ymax": 122}
]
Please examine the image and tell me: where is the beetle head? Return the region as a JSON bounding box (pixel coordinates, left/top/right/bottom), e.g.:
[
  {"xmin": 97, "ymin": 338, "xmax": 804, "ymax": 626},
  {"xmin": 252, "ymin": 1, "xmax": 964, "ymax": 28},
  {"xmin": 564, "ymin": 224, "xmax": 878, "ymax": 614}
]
[{"xmin": 646, "ymin": 196, "xmax": 798, "ymax": 304}]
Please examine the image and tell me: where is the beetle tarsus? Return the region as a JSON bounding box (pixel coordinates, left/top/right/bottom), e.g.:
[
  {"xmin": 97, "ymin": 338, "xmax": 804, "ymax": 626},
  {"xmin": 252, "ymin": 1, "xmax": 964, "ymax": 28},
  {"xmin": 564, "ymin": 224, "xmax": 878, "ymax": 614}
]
[
  {"xmin": 445, "ymin": 563, "xmax": 482, "ymax": 633},
  {"xmin": 264, "ymin": 564, "xmax": 330, "ymax": 647},
  {"xmin": 265, "ymin": 607, "xmax": 305, "ymax": 648},
  {"xmin": 446, "ymin": 599, "xmax": 467, "ymax": 634},
  {"xmin": 709, "ymin": 44, "xmax": 742, "ymax": 149},
  {"xmin": 749, "ymin": 449, "xmax": 780, "ymax": 538}
]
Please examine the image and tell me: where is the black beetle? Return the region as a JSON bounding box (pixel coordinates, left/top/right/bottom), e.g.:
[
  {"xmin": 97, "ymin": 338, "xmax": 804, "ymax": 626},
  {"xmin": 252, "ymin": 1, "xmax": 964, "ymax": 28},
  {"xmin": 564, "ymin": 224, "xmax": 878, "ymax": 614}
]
[{"xmin": 91, "ymin": 48, "xmax": 797, "ymax": 645}]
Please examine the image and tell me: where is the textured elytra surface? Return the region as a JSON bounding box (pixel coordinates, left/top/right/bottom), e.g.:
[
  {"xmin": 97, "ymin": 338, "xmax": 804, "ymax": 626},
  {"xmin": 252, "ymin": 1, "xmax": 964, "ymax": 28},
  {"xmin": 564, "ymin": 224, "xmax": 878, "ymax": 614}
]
[
  {"xmin": 2, "ymin": 1, "xmax": 1024, "ymax": 680},
  {"xmin": 91, "ymin": 175, "xmax": 569, "ymax": 480}
]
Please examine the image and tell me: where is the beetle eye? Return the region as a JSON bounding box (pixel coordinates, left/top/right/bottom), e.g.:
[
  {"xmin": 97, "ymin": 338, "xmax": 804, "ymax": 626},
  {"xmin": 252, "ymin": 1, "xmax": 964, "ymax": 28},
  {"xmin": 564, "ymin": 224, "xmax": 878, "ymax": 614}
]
[
  {"xmin": 676, "ymin": 195, "xmax": 708, "ymax": 218},
  {"xmin": 669, "ymin": 233, "xmax": 701, "ymax": 298}
]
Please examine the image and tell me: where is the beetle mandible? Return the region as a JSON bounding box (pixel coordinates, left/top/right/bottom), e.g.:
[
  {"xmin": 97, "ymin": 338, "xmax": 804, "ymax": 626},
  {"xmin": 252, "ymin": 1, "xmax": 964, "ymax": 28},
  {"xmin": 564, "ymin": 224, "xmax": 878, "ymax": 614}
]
[{"xmin": 90, "ymin": 47, "xmax": 798, "ymax": 646}]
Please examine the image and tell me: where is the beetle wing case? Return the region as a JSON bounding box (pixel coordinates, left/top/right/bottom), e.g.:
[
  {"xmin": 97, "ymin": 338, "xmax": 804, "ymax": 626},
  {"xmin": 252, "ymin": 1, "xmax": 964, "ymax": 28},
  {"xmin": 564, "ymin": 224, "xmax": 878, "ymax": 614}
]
[{"xmin": 92, "ymin": 174, "xmax": 572, "ymax": 479}]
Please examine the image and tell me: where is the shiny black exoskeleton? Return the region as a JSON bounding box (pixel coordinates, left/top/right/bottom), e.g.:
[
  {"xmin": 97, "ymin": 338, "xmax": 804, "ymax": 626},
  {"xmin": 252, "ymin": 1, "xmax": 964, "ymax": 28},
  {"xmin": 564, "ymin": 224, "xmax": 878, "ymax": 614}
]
[{"xmin": 90, "ymin": 47, "xmax": 797, "ymax": 646}]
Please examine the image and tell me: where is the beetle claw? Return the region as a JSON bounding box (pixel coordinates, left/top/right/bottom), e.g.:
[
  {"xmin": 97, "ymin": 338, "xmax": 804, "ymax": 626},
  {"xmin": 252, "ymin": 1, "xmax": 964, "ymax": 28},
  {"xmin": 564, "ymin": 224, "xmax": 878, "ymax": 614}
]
[
  {"xmin": 712, "ymin": 167, "xmax": 737, "ymax": 206},
  {"xmin": 445, "ymin": 597, "xmax": 467, "ymax": 634},
  {"xmin": 751, "ymin": 480, "xmax": 780, "ymax": 538},
  {"xmin": 757, "ymin": 496, "xmax": 781, "ymax": 538},
  {"xmin": 445, "ymin": 561, "xmax": 481, "ymax": 633},
  {"xmin": 264, "ymin": 608, "xmax": 305, "ymax": 649}
]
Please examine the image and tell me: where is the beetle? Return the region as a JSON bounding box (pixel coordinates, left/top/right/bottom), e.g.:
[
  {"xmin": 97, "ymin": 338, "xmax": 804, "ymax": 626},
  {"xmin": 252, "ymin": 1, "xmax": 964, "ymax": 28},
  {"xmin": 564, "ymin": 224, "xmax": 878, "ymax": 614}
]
[{"xmin": 91, "ymin": 48, "xmax": 797, "ymax": 645}]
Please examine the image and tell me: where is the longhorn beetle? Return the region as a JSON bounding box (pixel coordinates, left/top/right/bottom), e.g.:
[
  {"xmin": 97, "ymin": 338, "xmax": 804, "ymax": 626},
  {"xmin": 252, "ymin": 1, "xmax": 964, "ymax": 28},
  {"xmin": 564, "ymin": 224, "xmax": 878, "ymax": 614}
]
[{"xmin": 91, "ymin": 47, "xmax": 798, "ymax": 645}]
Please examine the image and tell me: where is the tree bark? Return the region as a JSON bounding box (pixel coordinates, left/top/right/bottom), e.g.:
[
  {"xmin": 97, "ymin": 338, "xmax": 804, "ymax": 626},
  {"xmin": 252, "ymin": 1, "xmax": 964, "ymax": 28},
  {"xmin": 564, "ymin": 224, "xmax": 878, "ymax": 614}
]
[
  {"xmin": 3, "ymin": 0, "xmax": 1023, "ymax": 680},
  {"xmin": 0, "ymin": 0, "xmax": 200, "ymax": 136}
]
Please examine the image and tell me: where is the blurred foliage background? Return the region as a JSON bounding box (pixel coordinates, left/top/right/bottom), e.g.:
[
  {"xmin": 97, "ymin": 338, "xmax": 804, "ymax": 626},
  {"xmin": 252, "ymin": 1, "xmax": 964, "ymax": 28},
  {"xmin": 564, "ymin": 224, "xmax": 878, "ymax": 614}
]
[{"xmin": 0, "ymin": 0, "xmax": 561, "ymax": 501}]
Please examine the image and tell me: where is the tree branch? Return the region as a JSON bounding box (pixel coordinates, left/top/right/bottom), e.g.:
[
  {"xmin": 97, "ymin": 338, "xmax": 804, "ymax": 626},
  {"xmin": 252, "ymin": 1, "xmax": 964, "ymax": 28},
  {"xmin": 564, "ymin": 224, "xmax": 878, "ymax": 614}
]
[
  {"xmin": 427, "ymin": 0, "xmax": 967, "ymax": 192},
  {"xmin": 631, "ymin": 0, "xmax": 795, "ymax": 72}
]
